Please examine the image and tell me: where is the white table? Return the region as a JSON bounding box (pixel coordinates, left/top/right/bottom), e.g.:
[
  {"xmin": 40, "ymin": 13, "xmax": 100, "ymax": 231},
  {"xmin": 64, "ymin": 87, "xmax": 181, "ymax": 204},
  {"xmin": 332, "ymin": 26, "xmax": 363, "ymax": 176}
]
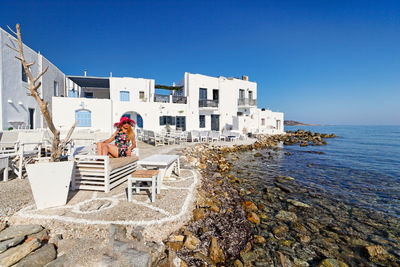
[
  {"xmin": 0, "ymin": 155, "xmax": 9, "ymax": 182},
  {"xmin": 138, "ymin": 154, "xmax": 180, "ymax": 194}
]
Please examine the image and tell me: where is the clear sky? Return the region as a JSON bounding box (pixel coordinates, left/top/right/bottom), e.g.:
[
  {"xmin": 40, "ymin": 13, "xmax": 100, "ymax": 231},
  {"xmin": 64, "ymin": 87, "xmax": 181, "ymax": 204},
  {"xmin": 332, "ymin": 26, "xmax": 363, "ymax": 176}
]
[{"xmin": 1, "ymin": 0, "xmax": 399, "ymax": 125}]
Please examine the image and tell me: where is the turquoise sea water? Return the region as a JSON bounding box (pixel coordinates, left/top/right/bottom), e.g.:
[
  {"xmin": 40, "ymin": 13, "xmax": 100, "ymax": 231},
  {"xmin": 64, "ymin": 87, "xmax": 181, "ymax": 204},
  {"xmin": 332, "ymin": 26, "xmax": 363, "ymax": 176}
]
[{"xmin": 281, "ymin": 125, "xmax": 400, "ymax": 217}]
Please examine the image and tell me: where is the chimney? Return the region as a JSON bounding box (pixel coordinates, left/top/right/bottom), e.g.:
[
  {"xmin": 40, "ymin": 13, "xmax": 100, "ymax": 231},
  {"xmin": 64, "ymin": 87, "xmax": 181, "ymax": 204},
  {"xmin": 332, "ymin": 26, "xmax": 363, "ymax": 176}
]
[
  {"xmin": 84, "ymin": 69, "xmax": 87, "ymax": 77},
  {"xmin": 242, "ymin": 75, "xmax": 248, "ymax": 81}
]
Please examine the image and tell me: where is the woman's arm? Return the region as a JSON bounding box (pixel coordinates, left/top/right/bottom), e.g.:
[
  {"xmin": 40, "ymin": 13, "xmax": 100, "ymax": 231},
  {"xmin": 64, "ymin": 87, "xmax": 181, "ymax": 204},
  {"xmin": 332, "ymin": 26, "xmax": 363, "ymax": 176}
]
[
  {"xmin": 129, "ymin": 132, "xmax": 136, "ymax": 149},
  {"xmin": 103, "ymin": 130, "xmax": 117, "ymax": 144}
]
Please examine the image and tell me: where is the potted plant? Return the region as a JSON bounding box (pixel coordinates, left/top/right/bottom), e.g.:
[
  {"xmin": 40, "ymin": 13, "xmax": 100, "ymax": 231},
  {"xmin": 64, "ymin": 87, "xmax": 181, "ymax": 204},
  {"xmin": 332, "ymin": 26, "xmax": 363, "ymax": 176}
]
[{"xmin": 7, "ymin": 24, "xmax": 77, "ymax": 209}]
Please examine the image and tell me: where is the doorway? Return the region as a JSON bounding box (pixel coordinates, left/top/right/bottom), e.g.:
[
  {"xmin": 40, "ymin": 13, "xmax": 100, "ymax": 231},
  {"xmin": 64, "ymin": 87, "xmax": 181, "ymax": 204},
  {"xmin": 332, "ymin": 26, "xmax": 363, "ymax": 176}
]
[
  {"xmin": 212, "ymin": 89, "xmax": 219, "ymax": 101},
  {"xmin": 28, "ymin": 108, "xmax": 34, "ymax": 129},
  {"xmin": 211, "ymin": 114, "xmax": 219, "ymax": 131},
  {"xmin": 176, "ymin": 116, "xmax": 186, "ymax": 131}
]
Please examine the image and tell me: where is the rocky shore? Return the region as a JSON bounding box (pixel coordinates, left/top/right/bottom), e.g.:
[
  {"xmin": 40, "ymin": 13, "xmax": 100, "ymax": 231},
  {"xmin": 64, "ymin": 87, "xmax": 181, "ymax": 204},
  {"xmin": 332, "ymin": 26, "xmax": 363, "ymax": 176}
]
[{"xmin": 161, "ymin": 130, "xmax": 400, "ymax": 266}]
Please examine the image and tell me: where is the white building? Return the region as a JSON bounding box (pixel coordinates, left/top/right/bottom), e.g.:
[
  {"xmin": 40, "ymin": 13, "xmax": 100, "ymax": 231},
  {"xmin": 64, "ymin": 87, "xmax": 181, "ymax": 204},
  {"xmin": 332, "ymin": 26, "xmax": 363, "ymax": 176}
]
[
  {"xmin": 0, "ymin": 27, "xmax": 284, "ymax": 135},
  {"xmin": 53, "ymin": 73, "xmax": 284, "ymax": 135},
  {"xmin": 0, "ymin": 27, "xmax": 65, "ymax": 130}
]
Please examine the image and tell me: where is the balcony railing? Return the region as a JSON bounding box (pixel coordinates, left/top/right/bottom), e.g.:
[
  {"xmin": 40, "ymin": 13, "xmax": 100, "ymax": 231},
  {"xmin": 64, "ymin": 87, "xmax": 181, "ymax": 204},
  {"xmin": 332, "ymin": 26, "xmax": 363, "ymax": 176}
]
[
  {"xmin": 199, "ymin": 99, "xmax": 219, "ymax": 108},
  {"xmin": 238, "ymin": 98, "xmax": 257, "ymax": 106},
  {"xmin": 154, "ymin": 94, "xmax": 170, "ymax": 103},
  {"xmin": 172, "ymin": 96, "xmax": 187, "ymax": 104}
]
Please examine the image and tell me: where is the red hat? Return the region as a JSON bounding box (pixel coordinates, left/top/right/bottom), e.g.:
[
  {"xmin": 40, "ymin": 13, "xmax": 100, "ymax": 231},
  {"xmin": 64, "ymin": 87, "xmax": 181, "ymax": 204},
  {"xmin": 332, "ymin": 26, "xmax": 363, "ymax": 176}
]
[{"xmin": 114, "ymin": 116, "xmax": 136, "ymax": 128}]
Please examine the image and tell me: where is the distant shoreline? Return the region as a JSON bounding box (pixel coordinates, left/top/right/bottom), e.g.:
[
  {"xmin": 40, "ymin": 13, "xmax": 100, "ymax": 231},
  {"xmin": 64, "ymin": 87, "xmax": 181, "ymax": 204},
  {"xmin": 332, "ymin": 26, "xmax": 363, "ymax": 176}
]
[{"xmin": 284, "ymin": 120, "xmax": 320, "ymax": 126}]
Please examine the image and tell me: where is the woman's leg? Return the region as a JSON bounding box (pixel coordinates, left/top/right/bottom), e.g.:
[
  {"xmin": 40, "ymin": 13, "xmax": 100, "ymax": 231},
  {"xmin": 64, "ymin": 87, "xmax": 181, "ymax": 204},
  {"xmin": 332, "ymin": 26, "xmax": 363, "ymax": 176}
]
[
  {"xmin": 96, "ymin": 142, "xmax": 103, "ymax": 155},
  {"xmin": 104, "ymin": 144, "xmax": 119, "ymax": 158}
]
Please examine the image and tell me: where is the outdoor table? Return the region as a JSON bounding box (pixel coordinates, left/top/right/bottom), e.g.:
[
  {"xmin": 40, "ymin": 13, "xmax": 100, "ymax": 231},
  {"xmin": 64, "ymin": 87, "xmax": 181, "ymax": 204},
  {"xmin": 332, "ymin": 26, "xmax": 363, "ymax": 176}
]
[
  {"xmin": 0, "ymin": 155, "xmax": 9, "ymax": 181},
  {"xmin": 138, "ymin": 154, "xmax": 180, "ymax": 194}
]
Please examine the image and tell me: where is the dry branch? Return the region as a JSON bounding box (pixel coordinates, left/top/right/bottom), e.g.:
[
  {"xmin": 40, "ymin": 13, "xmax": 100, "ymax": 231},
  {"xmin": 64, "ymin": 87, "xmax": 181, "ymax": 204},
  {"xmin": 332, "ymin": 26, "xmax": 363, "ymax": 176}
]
[{"xmin": 7, "ymin": 24, "xmax": 76, "ymax": 162}]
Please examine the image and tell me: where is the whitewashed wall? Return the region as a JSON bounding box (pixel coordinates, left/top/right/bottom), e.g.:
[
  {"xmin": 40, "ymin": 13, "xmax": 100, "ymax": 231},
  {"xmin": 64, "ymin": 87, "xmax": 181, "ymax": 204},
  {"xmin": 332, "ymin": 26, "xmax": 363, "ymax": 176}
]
[
  {"xmin": 0, "ymin": 27, "xmax": 65, "ymax": 130},
  {"xmin": 110, "ymin": 77, "xmax": 189, "ymax": 132},
  {"xmin": 52, "ymin": 97, "xmax": 113, "ymax": 133}
]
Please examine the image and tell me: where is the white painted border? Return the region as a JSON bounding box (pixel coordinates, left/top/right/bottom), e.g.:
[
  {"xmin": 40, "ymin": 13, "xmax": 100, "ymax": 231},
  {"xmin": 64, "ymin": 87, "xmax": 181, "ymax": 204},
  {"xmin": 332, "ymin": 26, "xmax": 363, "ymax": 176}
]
[{"xmin": 15, "ymin": 170, "xmax": 199, "ymax": 226}]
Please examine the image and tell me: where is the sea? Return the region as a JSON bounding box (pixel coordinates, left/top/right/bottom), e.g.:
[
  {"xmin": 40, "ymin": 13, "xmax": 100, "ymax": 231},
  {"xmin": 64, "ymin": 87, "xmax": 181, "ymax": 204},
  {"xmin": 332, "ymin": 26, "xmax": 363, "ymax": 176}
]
[{"xmin": 274, "ymin": 125, "xmax": 400, "ymax": 218}]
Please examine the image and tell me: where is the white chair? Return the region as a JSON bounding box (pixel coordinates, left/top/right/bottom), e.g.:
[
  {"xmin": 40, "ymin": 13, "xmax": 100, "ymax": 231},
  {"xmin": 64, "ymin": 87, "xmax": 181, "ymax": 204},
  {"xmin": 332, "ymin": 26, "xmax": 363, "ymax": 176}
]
[
  {"xmin": 0, "ymin": 131, "xmax": 19, "ymax": 155},
  {"xmin": 200, "ymin": 131, "xmax": 209, "ymax": 142},
  {"xmin": 210, "ymin": 131, "xmax": 220, "ymax": 142}
]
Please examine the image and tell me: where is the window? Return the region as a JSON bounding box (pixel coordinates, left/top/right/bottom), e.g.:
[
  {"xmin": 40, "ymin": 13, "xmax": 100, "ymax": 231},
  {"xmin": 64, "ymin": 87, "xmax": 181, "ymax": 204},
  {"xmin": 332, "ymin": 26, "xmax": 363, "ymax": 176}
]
[
  {"xmin": 75, "ymin": 110, "xmax": 92, "ymax": 127},
  {"xmin": 239, "ymin": 89, "xmax": 245, "ymax": 99},
  {"xmin": 68, "ymin": 90, "xmax": 78, "ymax": 98},
  {"xmin": 199, "ymin": 115, "xmax": 205, "ymax": 128},
  {"xmin": 84, "ymin": 92, "xmax": 93, "ymax": 98},
  {"xmin": 120, "ymin": 91, "xmax": 130, "ymax": 102},
  {"xmin": 237, "ymin": 112, "xmax": 243, "ymax": 116},
  {"xmin": 159, "ymin": 116, "xmax": 175, "ymax": 126},
  {"xmin": 199, "ymin": 88, "xmax": 207, "ymax": 100},
  {"xmin": 53, "ymin": 81, "xmax": 58, "ymax": 96},
  {"xmin": 248, "ymin": 91, "xmax": 253, "ymax": 100},
  {"xmin": 139, "ymin": 91, "xmax": 145, "ymax": 100},
  {"xmin": 261, "ymin": 118, "xmax": 265, "ymax": 126},
  {"xmin": 21, "ymin": 64, "xmax": 27, "ymax": 82}
]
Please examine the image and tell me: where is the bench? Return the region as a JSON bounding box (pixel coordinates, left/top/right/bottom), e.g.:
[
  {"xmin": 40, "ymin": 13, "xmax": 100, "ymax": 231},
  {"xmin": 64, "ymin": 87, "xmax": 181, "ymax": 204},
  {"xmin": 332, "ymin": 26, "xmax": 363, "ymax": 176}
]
[{"xmin": 73, "ymin": 155, "xmax": 138, "ymax": 193}]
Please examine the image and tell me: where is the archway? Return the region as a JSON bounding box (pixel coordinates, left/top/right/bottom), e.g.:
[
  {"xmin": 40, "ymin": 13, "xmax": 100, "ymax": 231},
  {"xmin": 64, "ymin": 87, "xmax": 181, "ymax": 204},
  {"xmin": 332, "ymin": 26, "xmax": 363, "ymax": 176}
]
[{"xmin": 121, "ymin": 111, "xmax": 144, "ymax": 128}]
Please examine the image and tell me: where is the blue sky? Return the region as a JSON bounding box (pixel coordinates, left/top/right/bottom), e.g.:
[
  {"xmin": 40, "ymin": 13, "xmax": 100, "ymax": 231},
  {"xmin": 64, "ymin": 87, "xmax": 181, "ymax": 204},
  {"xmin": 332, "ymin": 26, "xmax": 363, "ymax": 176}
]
[{"xmin": 1, "ymin": 0, "xmax": 399, "ymax": 125}]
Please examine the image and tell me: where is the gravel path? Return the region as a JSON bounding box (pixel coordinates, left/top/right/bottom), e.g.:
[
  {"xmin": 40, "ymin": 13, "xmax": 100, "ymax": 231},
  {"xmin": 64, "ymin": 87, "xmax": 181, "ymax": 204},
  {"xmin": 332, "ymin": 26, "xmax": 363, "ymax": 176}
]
[{"xmin": 0, "ymin": 177, "xmax": 34, "ymax": 221}]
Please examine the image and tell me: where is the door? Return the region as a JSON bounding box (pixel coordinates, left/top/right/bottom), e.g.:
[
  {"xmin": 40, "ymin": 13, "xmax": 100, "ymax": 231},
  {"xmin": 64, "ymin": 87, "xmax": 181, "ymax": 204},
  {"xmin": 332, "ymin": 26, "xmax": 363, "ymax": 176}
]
[
  {"xmin": 212, "ymin": 89, "xmax": 219, "ymax": 101},
  {"xmin": 199, "ymin": 88, "xmax": 207, "ymax": 100},
  {"xmin": 211, "ymin": 115, "xmax": 219, "ymax": 131},
  {"xmin": 176, "ymin": 116, "xmax": 186, "ymax": 131},
  {"xmin": 28, "ymin": 108, "xmax": 34, "ymax": 129}
]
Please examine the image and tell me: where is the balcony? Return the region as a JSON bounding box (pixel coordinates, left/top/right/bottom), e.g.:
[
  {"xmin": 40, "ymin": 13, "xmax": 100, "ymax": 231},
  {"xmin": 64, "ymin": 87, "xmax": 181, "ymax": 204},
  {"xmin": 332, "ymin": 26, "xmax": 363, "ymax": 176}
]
[
  {"xmin": 154, "ymin": 94, "xmax": 170, "ymax": 103},
  {"xmin": 238, "ymin": 98, "xmax": 257, "ymax": 107},
  {"xmin": 172, "ymin": 96, "xmax": 187, "ymax": 104},
  {"xmin": 199, "ymin": 99, "xmax": 219, "ymax": 108}
]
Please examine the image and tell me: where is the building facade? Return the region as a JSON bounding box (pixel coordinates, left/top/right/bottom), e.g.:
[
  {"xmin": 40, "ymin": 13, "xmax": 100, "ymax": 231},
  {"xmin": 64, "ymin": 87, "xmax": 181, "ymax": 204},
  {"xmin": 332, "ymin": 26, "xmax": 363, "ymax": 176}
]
[
  {"xmin": 53, "ymin": 73, "xmax": 284, "ymax": 135},
  {"xmin": 0, "ymin": 27, "xmax": 65, "ymax": 130},
  {"xmin": 0, "ymin": 27, "xmax": 284, "ymax": 135}
]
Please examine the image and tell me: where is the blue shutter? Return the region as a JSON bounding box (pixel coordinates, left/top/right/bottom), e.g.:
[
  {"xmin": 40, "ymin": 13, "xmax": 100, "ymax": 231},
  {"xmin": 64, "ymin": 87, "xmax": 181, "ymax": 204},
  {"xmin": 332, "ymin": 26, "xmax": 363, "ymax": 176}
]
[
  {"xmin": 75, "ymin": 110, "xmax": 92, "ymax": 127},
  {"xmin": 120, "ymin": 91, "xmax": 130, "ymax": 102}
]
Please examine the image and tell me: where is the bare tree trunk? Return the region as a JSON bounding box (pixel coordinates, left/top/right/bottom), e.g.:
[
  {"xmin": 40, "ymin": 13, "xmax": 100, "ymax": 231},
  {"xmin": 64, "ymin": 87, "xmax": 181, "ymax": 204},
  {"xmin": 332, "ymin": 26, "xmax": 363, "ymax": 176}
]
[{"xmin": 7, "ymin": 24, "xmax": 77, "ymax": 162}]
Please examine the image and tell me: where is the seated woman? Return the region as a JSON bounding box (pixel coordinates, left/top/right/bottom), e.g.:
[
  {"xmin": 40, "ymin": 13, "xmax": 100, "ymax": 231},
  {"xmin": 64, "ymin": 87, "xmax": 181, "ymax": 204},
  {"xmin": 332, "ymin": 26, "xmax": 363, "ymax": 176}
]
[{"xmin": 97, "ymin": 117, "xmax": 136, "ymax": 157}]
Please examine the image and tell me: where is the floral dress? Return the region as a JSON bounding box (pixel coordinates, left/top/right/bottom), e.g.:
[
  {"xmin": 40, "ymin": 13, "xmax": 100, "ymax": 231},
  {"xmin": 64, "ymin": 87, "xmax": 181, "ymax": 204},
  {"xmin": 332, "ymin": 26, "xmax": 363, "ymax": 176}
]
[{"xmin": 115, "ymin": 130, "xmax": 130, "ymax": 157}]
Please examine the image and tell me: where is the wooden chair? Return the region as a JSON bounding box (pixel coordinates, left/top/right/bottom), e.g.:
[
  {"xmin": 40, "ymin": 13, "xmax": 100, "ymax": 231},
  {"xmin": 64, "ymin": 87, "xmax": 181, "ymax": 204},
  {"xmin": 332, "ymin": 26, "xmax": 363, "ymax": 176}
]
[{"xmin": 128, "ymin": 169, "xmax": 159, "ymax": 202}]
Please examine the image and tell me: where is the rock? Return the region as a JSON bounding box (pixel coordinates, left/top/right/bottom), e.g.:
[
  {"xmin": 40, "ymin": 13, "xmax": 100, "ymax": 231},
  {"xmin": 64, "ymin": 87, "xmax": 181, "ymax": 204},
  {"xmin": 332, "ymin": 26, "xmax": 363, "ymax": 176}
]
[
  {"xmin": 109, "ymin": 224, "xmax": 126, "ymax": 241},
  {"xmin": 234, "ymin": 259, "xmax": 244, "ymax": 267},
  {"xmin": 193, "ymin": 208, "xmax": 205, "ymax": 221},
  {"xmin": 130, "ymin": 226, "xmax": 144, "ymax": 242},
  {"xmin": 28, "ymin": 229, "xmax": 50, "ymax": 243},
  {"xmin": 243, "ymin": 201, "xmax": 258, "ymax": 212},
  {"xmin": 0, "ymin": 236, "xmax": 25, "ymax": 254},
  {"xmin": 44, "ymin": 254, "xmax": 68, "ymax": 267},
  {"xmin": 166, "ymin": 241, "xmax": 183, "ymax": 252},
  {"xmin": 14, "ymin": 243, "xmax": 56, "ymax": 267},
  {"xmin": 253, "ymin": 235, "xmax": 266, "ymax": 244},
  {"xmin": 240, "ymin": 251, "xmax": 257, "ymax": 266},
  {"xmin": 317, "ymin": 258, "xmax": 349, "ymax": 267},
  {"xmin": 276, "ymin": 210, "xmax": 297, "ymax": 222},
  {"xmin": 209, "ymin": 204, "xmax": 220, "ymax": 213},
  {"xmin": 199, "ymin": 164, "xmax": 207, "ymax": 170},
  {"xmin": 275, "ymin": 182, "xmax": 293, "ymax": 193},
  {"xmin": 287, "ymin": 199, "xmax": 310, "ymax": 208},
  {"xmin": 169, "ymin": 235, "xmax": 185, "ymax": 242},
  {"xmin": 273, "ymin": 225, "xmax": 289, "ymax": 237},
  {"xmin": 254, "ymin": 152, "xmax": 263, "ymax": 157},
  {"xmin": 0, "ymin": 225, "xmax": 43, "ymax": 242},
  {"xmin": 294, "ymin": 258, "xmax": 310, "ymax": 267},
  {"xmin": 0, "ymin": 223, "xmax": 6, "ymax": 232},
  {"xmin": 209, "ymin": 237, "xmax": 225, "ymax": 263},
  {"xmin": 247, "ymin": 212, "xmax": 260, "ymax": 224},
  {"xmin": 365, "ymin": 245, "xmax": 392, "ymax": 263},
  {"xmin": 0, "ymin": 238, "xmax": 41, "ymax": 267},
  {"xmin": 183, "ymin": 234, "xmax": 200, "ymax": 250}
]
